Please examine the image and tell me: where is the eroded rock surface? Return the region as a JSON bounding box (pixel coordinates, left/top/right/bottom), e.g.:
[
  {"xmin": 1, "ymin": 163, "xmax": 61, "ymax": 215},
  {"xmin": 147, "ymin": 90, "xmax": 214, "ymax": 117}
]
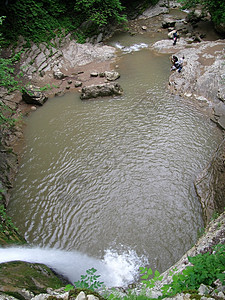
[
  {"xmin": 80, "ymin": 82, "xmax": 123, "ymax": 100},
  {"xmin": 195, "ymin": 140, "xmax": 225, "ymax": 223},
  {"xmin": 0, "ymin": 261, "xmax": 66, "ymax": 299}
]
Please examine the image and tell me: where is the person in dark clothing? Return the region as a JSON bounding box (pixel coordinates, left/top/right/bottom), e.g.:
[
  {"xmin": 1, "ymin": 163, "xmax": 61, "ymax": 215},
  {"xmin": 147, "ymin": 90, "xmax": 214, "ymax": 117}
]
[
  {"xmin": 173, "ymin": 31, "xmax": 178, "ymax": 45},
  {"xmin": 171, "ymin": 55, "xmax": 178, "ymax": 71},
  {"xmin": 171, "ymin": 55, "xmax": 184, "ymax": 73}
]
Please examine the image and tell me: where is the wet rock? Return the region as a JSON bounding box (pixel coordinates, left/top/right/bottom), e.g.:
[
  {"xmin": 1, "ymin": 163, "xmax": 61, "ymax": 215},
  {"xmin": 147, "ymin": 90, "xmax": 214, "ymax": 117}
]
[
  {"xmin": 104, "ymin": 71, "xmax": 120, "ymax": 81},
  {"xmin": 22, "ymin": 86, "xmax": 48, "ymax": 106},
  {"xmin": 80, "ymin": 83, "xmax": 123, "ymax": 100}
]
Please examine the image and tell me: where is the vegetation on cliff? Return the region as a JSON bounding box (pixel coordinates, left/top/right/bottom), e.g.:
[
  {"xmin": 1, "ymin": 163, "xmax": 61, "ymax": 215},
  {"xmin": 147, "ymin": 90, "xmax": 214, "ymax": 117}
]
[
  {"xmin": 179, "ymin": 0, "xmax": 225, "ymax": 26},
  {"xmin": 0, "ymin": 0, "xmax": 157, "ymax": 45}
]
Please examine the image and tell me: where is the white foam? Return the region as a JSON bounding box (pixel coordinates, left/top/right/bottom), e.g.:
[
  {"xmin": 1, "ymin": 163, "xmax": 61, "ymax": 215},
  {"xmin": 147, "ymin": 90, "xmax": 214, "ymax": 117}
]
[
  {"xmin": 0, "ymin": 246, "xmax": 148, "ymax": 287},
  {"xmin": 114, "ymin": 42, "xmax": 148, "ymax": 53}
]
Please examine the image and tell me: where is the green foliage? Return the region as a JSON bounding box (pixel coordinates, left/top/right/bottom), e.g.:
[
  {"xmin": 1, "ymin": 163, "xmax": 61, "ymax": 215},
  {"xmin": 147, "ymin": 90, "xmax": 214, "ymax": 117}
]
[
  {"xmin": 0, "ymin": 0, "xmax": 81, "ymax": 45},
  {"xmin": 0, "ymin": 0, "xmax": 129, "ymax": 45},
  {"xmin": 74, "ymin": 0, "xmax": 126, "ymax": 27},
  {"xmin": 161, "ymin": 244, "xmax": 225, "ymax": 297},
  {"xmin": 140, "ymin": 267, "xmax": 163, "ymax": 289},
  {"xmin": 0, "ymin": 194, "xmax": 18, "ymax": 233},
  {"xmin": 0, "ymin": 102, "xmax": 16, "ymax": 130},
  {"xmin": 0, "ymin": 52, "xmax": 23, "ymax": 92},
  {"xmin": 0, "ymin": 16, "xmax": 23, "ymax": 131},
  {"xmin": 179, "ymin": 0, "xmax": 225, "ymax": 25},
  {"xmin": 65, "ymin": 268, "xmax": 104, "ymax": 292}
]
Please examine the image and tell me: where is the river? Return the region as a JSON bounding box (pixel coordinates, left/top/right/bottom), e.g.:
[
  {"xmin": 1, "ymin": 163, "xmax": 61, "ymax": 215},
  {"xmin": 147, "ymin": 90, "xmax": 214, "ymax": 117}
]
[{"xmin": 7, "ymin": 32, "xmax": 223, "ymax": 285}]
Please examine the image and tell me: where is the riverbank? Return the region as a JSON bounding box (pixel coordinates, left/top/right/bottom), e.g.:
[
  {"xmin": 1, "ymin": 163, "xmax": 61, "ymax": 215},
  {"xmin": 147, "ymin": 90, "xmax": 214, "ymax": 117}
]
[{"xmin": 0, "ymin": 1, "xmax": 225, "ymax": 299}]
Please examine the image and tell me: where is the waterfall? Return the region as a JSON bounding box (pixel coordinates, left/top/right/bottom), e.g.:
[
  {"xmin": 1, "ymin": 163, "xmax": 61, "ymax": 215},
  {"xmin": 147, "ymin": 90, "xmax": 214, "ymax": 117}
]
[{"xmin": 0, "ymin": 246, "xmax": 148, "ymax": 287}]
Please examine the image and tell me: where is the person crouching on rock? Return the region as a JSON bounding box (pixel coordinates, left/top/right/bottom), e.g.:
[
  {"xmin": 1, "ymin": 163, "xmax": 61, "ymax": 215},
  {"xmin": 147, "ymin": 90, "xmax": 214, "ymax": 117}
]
[
  {"xmin": 171, "ymin": 55, "xmax": 178, "ymax": 71},
  {"xmin": 171, "ymin": 55, "xmax": 184, "ymax": 73}
]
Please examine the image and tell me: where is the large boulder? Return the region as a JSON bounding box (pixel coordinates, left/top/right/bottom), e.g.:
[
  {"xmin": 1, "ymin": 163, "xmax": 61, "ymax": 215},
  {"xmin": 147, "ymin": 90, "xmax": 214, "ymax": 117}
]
[
  {"xmin": 22, "ymin": 86, "xmax": 48, "ymax": 106},
  {"xmin": 80, "ymin": 83, "xmax": 123, "ymax": 100},
  {"xmin": 166, "ymin": 40, "xmax": 225, "ymax": 104}
]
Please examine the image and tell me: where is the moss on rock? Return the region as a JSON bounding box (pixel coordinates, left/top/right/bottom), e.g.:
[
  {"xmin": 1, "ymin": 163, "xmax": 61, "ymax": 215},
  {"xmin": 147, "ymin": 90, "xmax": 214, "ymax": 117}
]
[{"xmin": 0, "ymin": 261, "xmax": 66, "ymax": 299}]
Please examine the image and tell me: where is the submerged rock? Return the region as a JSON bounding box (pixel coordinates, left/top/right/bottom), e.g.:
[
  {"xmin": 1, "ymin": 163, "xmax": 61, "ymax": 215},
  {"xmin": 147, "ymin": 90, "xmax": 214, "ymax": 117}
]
[{"xmin": 80, "ymin": 82, "xmax": 123, "ymax": 100}]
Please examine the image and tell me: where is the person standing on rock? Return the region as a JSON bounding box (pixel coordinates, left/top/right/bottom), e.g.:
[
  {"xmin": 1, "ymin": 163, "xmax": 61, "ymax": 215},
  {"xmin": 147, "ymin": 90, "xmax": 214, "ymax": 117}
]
[{"xmin": 173, "ymin": 30, "xmax": 178, "ymax": 45}]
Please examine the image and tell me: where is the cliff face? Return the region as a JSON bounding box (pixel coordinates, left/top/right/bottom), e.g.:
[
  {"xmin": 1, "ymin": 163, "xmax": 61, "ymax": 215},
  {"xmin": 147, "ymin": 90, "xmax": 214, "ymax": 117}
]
[
  {"xmin": 151, "ymin": 38, "xmax": 225, "ymax": 224},
  {"xmin": 195, "ymin": 140, "xmax": 225, "ymax": 224}
]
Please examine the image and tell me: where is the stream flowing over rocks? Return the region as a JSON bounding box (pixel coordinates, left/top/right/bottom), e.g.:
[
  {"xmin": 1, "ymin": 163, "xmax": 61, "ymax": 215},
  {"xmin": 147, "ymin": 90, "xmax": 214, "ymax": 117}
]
[{"xmin": 0, "ymin": 0, "xmax": 225, "ymax": 299}]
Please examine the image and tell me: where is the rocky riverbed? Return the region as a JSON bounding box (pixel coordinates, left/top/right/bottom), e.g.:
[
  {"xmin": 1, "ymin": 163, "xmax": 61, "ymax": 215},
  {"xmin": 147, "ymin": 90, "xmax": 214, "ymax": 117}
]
[{"xmin": 0, "ymin": 0, "xmax": 225, "ymax": 299}]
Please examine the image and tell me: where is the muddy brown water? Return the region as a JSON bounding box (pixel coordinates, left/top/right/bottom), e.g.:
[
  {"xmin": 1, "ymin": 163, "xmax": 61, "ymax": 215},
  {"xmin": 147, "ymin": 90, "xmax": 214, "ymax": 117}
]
[{"xmin": 8, "ymin": 32, "xmax": 223, "ymax": 276}]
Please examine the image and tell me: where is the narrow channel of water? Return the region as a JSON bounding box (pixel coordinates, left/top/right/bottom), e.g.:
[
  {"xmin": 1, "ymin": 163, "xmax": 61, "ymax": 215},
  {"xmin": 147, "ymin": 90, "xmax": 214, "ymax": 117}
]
[{"xmin": 8, "ymin": 36, "xmax": 222, "ymax": 281}]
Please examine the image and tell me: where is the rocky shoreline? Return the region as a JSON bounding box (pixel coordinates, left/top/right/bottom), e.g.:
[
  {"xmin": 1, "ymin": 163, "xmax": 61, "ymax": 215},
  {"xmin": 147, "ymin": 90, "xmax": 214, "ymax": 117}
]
[{"xmin": 0, "ymin": 0, "xmax": 225, "ymax": 299}]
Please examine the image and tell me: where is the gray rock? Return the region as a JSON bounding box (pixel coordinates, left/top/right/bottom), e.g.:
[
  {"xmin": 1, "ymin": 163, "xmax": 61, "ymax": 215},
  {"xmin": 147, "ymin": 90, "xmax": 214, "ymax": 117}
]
[
  {"xmin": 218, "ymin": 115, "xmax": 225, "ymax": 130},
  {"xmin": 53, "ymin": 70, "xmax": 66, "ymax": 79},
  {"xmin": 218, "ymin": 292, "xmax": 225, "ymax": 299},
  {"xmin": 104, "ymin": 71, "xmax": 120, "ymax": 81},
  {"xmin": 75, "ymin": 81, "xmax": 82, "ymax": 87},
  {"xmin": 198, "ymin": 284, "xmax": 211, "ymax": 295},
  {"xmin": 162, "ymin": 18, "xmax": 176, "ymax": 28},
  {"xmin": 80, "ymin": 82, "xmax": 123, "ymax": 100},
  {"xmin": 138, "ymin": 0, "xmax": 169, "ymax": 19},
  {"xmin": 217, "ymin": 87, "xmax": 225, "ymax": 102},
  {"xmin": 22, "ymin": 86, "xmax": 48, "ymax": 106},
  {"xmin": 96, "ymin": 33, "xmax": 103, "ymax": 43},
  {"xmin": 195, "ymin": 140, "xmax": 225, "ymax": 222},
  {"xmin": 214, "ymin": 103, "xmax": 225, "ymax": 118},
  {"xmin": 87, "ymin": 295, "xmax": 99, "ymax": 300},
  {"xmin": 76, "ymin": 291, "xmax": 87, "ymax": 300},
  {"xmin": 90, "ymin": 72, "xmax": 98, "ymax": 77}
]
